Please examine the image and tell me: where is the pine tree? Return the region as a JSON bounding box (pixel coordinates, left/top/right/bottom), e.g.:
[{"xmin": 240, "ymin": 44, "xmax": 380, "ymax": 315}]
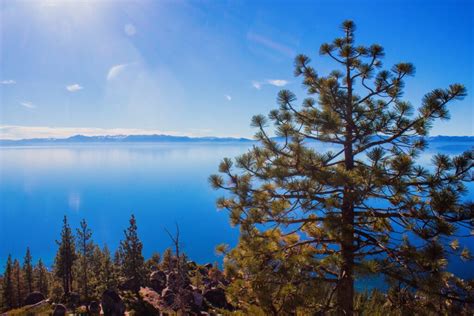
[
  {"xmin": 35, "ymin": 259, "xmax": 49, "ymax": 296},
  {"xmin": 160, "ymin": 248, "xmax": 173, "ymax": 272},
  {"xmin": 120, "ymin": 214, "xmax": 145, "ymax": 290},
  {"xmin": 145, "ymin": 252, "xmax": 161, "ymax": 272},
  {"xmin": 1, "ymin": 255, "xmax": 14, "ymax": 310},
  {"xmin": 76, "ymin": 219, "xmax": 94, "ymax": 301},
  {"xmin": 23, "ymin": 247, "xmax": 33, "ymax": 295},
  {"xmin": 113, "ymin": 248, "xmax": 122, "ymax": 272},
  {"xmin": 12, "ymin": 259, "xmax": 23, "ymax": 307},
  {"xmin": 211, "ymin": 20, "xmax": 473, "ymax": 315},
  {"xmin": 89, "ymin": 245, "xmax": 103, "ymax": 298},
  {"xmin": 99, "ymin": 245, "xmax": 119, "ymax": 292},
  {"xmin": 55, "ymin": 215, "xmax": 77, "ymax": 295}
]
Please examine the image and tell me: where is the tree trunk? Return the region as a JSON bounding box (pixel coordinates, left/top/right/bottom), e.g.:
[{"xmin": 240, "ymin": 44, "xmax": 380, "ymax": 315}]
[
  {"xmin": 338, "ymin": 189, "xmax": 354, "ymax": 315},
  {"xmin": 337, "ymin": 44, "xmax": 355, "ymax": 315}
]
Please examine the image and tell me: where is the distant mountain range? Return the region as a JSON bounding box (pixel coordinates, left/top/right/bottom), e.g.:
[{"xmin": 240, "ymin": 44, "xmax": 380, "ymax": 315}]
[
  {"xmin": 0, "ymin": 134, "xmax": 473, "ymax": 145},
  {"xmin": 0, "ymin": 134, "xmax": 253, "ymax": 145}
]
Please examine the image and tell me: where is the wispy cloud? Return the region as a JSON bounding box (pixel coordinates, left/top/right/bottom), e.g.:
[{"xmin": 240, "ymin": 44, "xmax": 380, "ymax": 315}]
[
  {"xmin": 252, "ymin": 81, "xmax": 262, "ymax": 90},
  {"xmin": 1, "ymin": 79, "xmax": 16, "ymax": 85},
  {"xmin": 247, "ymin": 32, "xmax": 296, "ymax": 57},
  {"xmin": 107, "ymin": 63, "xmax": 134, "ymax": 80},
  {"xmin": 252, "ymin": 79, "xmax": 289, "ymax": 90},
  {"xmin": 0, "ymin": 125, "xmax": 209, "ymax": 140},
  {"xmin": 66, "ymin": 83, "xmax": 83, "ymax": 92},
  {"xmin": 267, "ymin": 79, "xmax": 288, "ymax": 87},
  {"xmin": 225, "ymin": 95, "xmax": 232, "ymax": 101},
  {"xmin": 20, "ymin": 101, "xmax": 36, "ymax": 109},
  {"xmin": 124, "ymin": 23, "xmax": 136, "ymax": 36}
]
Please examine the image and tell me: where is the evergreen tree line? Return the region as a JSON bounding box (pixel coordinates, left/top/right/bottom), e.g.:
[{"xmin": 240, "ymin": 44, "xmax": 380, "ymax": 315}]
[
  {"xmin": 0, "ymin": 214, "xmax": 168, "ymax": 312},
  {"xmin": 0, "ymin": 248, "xmax": 48, "ymax": 310}
]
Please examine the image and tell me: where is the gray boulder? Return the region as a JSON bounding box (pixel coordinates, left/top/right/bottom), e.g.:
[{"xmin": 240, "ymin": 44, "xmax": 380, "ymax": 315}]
[
  {"xmin": 150, "ymin": 270, "xmax": 167, "ymax": 293},
  {"xmin": 52, "ymin": 304, "xmax": 67, "ymax": 316},
  {"xmin": 161, "ymin": 287, "xmax": 176, "ymax": 307},
  {"xmin": 89, "ymin": 300, "xmax": 101, "ymax": 314},
  {"xmin": 101, "ymin": 289, "xmax": 126, "ymax": 316},
  {"xmin": 24, "ymin": 291, "xmax": 45, "ymax": 305},
  {"xmin": 204, "ymin": 288, "xmax": 228, "ymax": 309}
]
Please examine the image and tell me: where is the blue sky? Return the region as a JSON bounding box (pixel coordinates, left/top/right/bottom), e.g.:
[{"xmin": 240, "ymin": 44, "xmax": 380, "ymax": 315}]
[{"xmin": 0, "ymin": 0, "xmax": 472, "ymax": 139}]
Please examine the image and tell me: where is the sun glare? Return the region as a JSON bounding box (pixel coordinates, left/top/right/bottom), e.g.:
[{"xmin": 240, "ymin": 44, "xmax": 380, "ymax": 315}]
[{"xmin": 35, "ymin": 0, "xmax": 104, "ymax": 20}]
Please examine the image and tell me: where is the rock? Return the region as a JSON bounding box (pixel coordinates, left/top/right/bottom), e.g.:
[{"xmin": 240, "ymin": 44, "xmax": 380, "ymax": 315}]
[
  {"xmin": 203, "ymin": 288, "xmax": 228, "ymax": 309},
  {"xmin": 101, "ymin": 289, "xmax": 126, "ymax": 316},
  {"xmin": 203, "ymin": 263, "xmax": 213, "ymax": 270},
  {"xmin": 161, "ymin": 287, "xmax": 176, "ymax": 307},
  {"xmin": 53, "ymin": 304, "xmax": 67, "ymax": 316},
  {"xmin": 89, "ymin": 300, "xmax": 101, "ymax": 314},
  {"xmin": 24, "ymin": 291, "xmax": 46, "ymax": 305},
  {"xmin": 201, "ymin": 276, "xmax": 213, "ymax": 289},
  {"xmin": 150, "ymin": 270, "xmax": 167, "ymax": 293},
  {"xmin": 178, "ymin": 289, "xmax": 195, "ymax": 309},
  {"xmin": 166, "ymin": 271, "xmax": 179, "ymax": 290},
  {"xmin": 139, "ymin": 287, "xmax": 161, "ymax": 312},
  {"xmin": 192, "ymin": 290, "xmax": 204, "ymax": 308}
]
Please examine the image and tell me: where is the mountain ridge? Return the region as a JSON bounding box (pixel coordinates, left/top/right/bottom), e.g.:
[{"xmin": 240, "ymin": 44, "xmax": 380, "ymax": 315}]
[
  {"xmin": 0, "ymin": 134, "xmax": 473, "ymax": 145},
  {"xmin": 0, "ymin": 134, "xmax": 253, "ymax": 145}
]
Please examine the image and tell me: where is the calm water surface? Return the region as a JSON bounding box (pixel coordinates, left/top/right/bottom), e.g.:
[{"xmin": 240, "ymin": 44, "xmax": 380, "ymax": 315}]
[{"xmin": 0, "ymin": 141, "xmax": 472, "ymax": 281}]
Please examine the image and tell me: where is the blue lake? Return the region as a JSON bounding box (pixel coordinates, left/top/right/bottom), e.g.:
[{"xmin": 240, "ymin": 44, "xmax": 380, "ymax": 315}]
[{"xmin": 0, "ymin": 141, "xmax": 472, "ymax": 281}]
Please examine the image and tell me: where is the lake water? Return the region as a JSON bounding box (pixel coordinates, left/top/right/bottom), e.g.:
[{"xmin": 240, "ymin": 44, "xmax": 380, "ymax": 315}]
[{"xmin": 0, "ymin": 141, "xmax": 472, "ymax": 280}]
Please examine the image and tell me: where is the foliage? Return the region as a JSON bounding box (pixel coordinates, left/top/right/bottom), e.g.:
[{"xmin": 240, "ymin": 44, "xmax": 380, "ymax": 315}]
[
  {"xmin": 54, "ymin": 215, "xmax": 77, "ymax": 296},
  {"xmin": 211, "ymin": 20, "xmax": 473, "ymax": 315},
  {"xmin": 146, "ymin": 252, "xmax": 161, "ymax": 272},
  {"xmin": 1, "ymin": 255, "xmax": 14, "ymax": 311},
  {"xmin": 35, "ymin": 259, "xmax": 49, "ymax": 297},
  {"xmin": 76, "ymin": 218, "xmax": 95, "ymax": 301},
  {"xmin": 119, "ymin": 214, "xmax": 146, "ymax": 290},
  {"xmin": 22, "ymin": 247, "xmax": 33, "ymax": 295},
  {"xmin": 12, "ymin": 259, "xmax": 23, "ymax": 308},
  {"xmin": 4, "ymin": 301, "xmax": 52, "ymax": 316}
]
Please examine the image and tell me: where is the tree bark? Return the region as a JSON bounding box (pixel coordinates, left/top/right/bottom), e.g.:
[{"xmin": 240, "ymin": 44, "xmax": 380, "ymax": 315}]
[{"xmin": 337, "ymin": 40, "xmax": 355, "ymax": 315}]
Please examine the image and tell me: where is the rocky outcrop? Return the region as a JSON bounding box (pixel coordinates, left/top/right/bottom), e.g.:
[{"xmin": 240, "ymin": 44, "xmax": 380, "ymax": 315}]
[
  {"xmin": 101, "ymin": 289, "xmax": 126, "ymax": 316},
  {"xmin": 203, "ymin": 287, "xmax": 228, "ymax": 309},
  {"xmin": 89, "ymin": 300, "xmax": 101, "ymax": 314},
  {"xmin": 52, "ymin": 304, "xmax": 67, "ymax": 316},
  {"xmin": 136, "ymin": 261, "xmax": 231, "ymax": 314},
  {"xmin": 24, "ymin": 291, "xmax": 46, "ymax": 305},
  {"xmin": 150, "ymin": 270, "xmax": 167, "ymax": 293},
  {"xmin": 139, "ymin": 287, "xmax": 162, "ymax": 311}
]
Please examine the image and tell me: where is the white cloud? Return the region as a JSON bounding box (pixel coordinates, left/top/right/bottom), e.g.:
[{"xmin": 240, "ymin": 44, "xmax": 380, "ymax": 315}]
[
  {"xmin": 124, "ymin": 23, "xmax": 136, "ymax": 36},
  {"xmin": 107, "ymin": 63, "xmax": 132, "ymax": 80},
  {"xmin": 1, "ymin": 79, "xmax": 16, "ymax": 85},
  {"xmin": 20, "ymin": 101, "xmax": 36, "ymax": 109},
  {"xmin": 225, "ymin": 95, "xmax": 232, "ymax": 101},
  {"xmin": 252, "ymin": 81, "xmax": 262, "ymax": 90},
  {"xmin": 267, "ymin": 79, "xmax": 288, "ymax": 87},
  {"xmin": 66, "ymin": 83, "xmax": 83, "ymax": 92},
  {"xmin": 252, "ymin": 79, "xmax": 288, "ymax": 90}
]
